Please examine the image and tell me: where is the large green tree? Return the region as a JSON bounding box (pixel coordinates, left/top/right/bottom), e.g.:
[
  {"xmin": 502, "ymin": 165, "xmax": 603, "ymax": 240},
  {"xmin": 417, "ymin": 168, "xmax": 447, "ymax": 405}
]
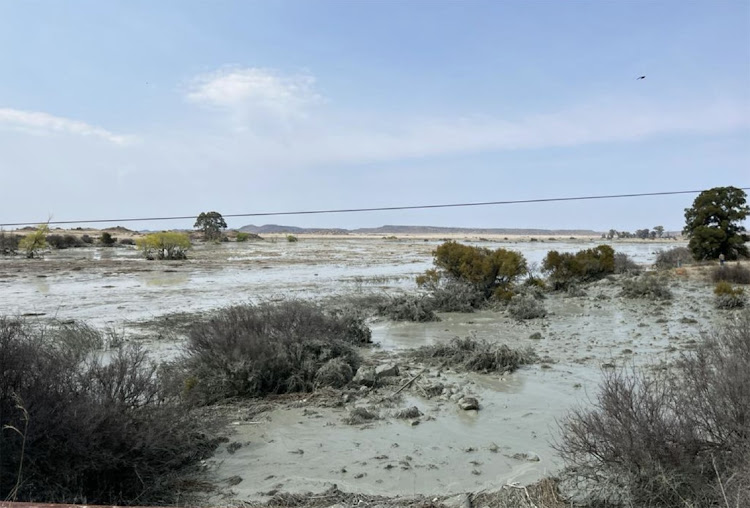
[
  {"xmin": 194, "ymin": 211, "xmax": 227, "ymax": 241},
  {"xmin": 683, "ymin": 186, "xmax": 749, "ymax": 260}
]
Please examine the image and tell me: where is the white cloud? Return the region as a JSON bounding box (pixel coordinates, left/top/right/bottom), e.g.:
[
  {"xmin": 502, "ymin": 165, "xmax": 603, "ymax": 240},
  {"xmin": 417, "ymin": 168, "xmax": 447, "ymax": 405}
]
[
  {"xmin": 0, "ymin": 108, "xmax": 132, "ymax": 145},
  {"xmin": 185, "ymin": 67, "xmax": 321, "ymax": 123}
]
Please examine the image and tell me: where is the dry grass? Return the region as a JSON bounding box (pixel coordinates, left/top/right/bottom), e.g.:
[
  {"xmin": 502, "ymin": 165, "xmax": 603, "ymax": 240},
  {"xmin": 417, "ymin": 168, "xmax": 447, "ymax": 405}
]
[{"xmin": 411, "ymin": 336, "xmax": 537, "ymax": 374}]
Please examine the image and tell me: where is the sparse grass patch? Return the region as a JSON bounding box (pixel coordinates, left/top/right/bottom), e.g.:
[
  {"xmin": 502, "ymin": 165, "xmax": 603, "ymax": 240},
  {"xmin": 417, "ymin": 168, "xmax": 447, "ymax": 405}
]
[
  {"xmin": 620, "ymin": 275, "xmax": 673, "ymax": 300},
  {"xmin": 411, "ymin": 336, "xmax": 537, "ymax": 374}
]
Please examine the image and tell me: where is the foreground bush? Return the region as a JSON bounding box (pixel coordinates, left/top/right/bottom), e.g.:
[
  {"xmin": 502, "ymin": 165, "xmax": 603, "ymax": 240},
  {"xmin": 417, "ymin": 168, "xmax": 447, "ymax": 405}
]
[
  {"xmin": 620, "ymin": 275, "xmax": 673, "ymax": 300},
  {"xmin": 714, "ymin": 281, "xmax": 746, "ymax": 309},
  {"xmin": 654, "ymin": 246, "xmax": 693, "ymax": 270},
  {"xmin": 177, "ymin": 301, "xmax": 369, "ymax": 403},
  {"xmin": 411, "ymin": 336, "xmax": 537, "ymax": 374},
  {"xmin": 0, "ymin": 319, "xmax": 217, "ymax": 504},
  {"xmin": 542, "ymin": 245, "xmax": 615, "ymax": 289},
  {"xmin": 136, "ymin": 231, "xmax": 191, "ymax": 260},
  {"xmin": 556, "ymin": 314, "xmax": 750, "ymax": 507},
  {"xmin": 417, "ymin": 241, "xmax": 527, "ymax": 304},
  {"xmin": 710, "ymin": 263, "xmax": 750, "ymax": 284}
]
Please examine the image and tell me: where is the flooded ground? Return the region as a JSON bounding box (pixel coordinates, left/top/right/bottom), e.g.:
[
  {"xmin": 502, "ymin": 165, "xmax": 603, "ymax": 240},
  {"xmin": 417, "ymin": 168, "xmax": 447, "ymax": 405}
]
[{"xmin": 0, "ymin": 236, "xmax": 726, "ymax": 503}]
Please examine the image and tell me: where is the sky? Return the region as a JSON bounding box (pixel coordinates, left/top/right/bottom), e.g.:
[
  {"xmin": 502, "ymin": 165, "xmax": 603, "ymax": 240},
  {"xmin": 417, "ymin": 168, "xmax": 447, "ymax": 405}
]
[{"xmin": 0, "ymin": 0, "xmax": 748, "ymax": 232}]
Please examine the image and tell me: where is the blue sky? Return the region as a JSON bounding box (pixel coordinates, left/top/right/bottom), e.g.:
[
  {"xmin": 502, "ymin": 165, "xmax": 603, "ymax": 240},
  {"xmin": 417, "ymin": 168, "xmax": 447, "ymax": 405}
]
[{"xmin": 1, "ymin": 0, "xmax": 748, "ymax": 231}]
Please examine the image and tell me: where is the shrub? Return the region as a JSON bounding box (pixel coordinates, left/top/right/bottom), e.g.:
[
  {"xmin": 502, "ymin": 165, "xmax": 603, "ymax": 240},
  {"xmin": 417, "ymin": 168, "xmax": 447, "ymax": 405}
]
[
  {"xmin": 620, "ymin": 275, "xmax": 673, "ymax": 300},
  {"xmin": 0, "ymin": 230, "xmax": 20, "ymax": 255},
  {"xmin": 714, "ymin": 281, "xmax": 746, "ymax": 309},
  {"xmin": 236, "ymin": 232, "xmax": 250, "ymax": 242},
  {"xmin": 556, "ymin": 314, "xmax": 750, "ymax": 507},
  {"xmin": 80, "ymin": 234, "xmax": 93, "ymax": 244},
  {"xmin": 507, "ymin": 294, "xmax": 547, "ymax": 320},
  {"xmin": 377, "ymin": 295, "xmax": 439, "ymax": 322},
  {"xmin": 46, "ymin": 234, "xmax": 84, "ymax": 249},
  {"xmin": 99, "ymin": 231, "xmax": 117, "ymax": 246},
  {"xmin": 0, "ymin": 319, "xmax": 217, "ymax": 504},
  {"xmin": 136, "ymin": 232, "xmax": 191, "ymax": 260},
  {"xmin": 18, "ymin": 223, "xmax": 49, "ymax": 259},
  {"xmin": 411, "ymin": 336, "xmax": 537, "ymax": 374},
  {"xmin": 418, "ymin": 241, "xmax": 527, "ymax": 302},
  {"xmin": 614, "ymin": 252, "xmax": 640, "ymax": 274},
  {"xmin": 654, "ymin": 246, "xmax": 693, "ymax": 270},
  {"xmin": 542, "ymin": 245, "xmax": 615, "ymax": 289},
  {"xmin": 176, "ymin": 301, "xmax": 369, "ymax": 403},
  {"xmin": 710, "ymin": 263, "xmax": 750, "ymax": 284},
  {"xmin": 286, "ymin": 234, "xmax": 299, "ymax": 242},
  {"xmin": 118, "ymin": 237, "xmax": 135, "ymax": 246}
]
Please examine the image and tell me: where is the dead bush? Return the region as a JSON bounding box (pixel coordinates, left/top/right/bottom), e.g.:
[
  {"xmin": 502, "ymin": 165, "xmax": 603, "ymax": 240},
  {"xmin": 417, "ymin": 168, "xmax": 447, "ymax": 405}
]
[
  {"xmin": 0, "ymin": 230, "xmax": 20, "ymax": 255},
  {"xmin": 343, "ymin": 406, "xmax": 380, "ymax": 425},
  {"xmin": 620, "ymin": 275, "xmax": 673, "ymax": 300},
  {"xmin": 556, "ymin": 313, "xmax": 750, "ymax": 507},
  {"xmin": 46, "ymin": 234, "xmax": 84, "ymax": 249},
  {"xmin": 411, "ymin": 336, "xmax": 537, "ymax": 374},
  {"xmin": 507, "ymin": 294, "xmax": 547, "ymax": 320},
  {"xmin": 314, "ymin": 358, "xmax": 354, "ymax": 389},
  {"xmin": 377, "ymin": 294, "xmax": 439, "ymax": 322},
  {"xmin": 654, "ymin": 246, "xmax": 693, "ymax": 270},
  {"xmin": 177, "ymin": 301, "xmax": 367, "ymax": 403},
  {"xmin": 711, "ymin": 263, "xmax": 750, "ymax": 284},
  {"xmin": 0, "ymin": 318, "xmax": 217, "ymax": 504},
  {"xmin": 426, "ymin": 279, "xmax": 487, "ymax": 313},
  {"xmin": 614, "ymin": 252, "xmax": 640, "ymax": 274}
]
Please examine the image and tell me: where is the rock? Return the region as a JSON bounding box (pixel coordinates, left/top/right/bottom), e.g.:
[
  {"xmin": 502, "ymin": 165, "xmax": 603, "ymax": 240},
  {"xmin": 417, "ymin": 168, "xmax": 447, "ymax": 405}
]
[
  {"xmin": 458, "ymin": 397, "xmax": 479, "ymax": 410},
  {"xmin": 410, "ymin": 419, "xmax": 420, "ymax": 426},
  {"xmin": 512, "ymin": 451, "xmax": 541, "ymax": 462},
  {"xmin": 375, "ymin": 363, "xmax": 400, "ymax": 378},
  {"xmin": 353, "ymin": 366, "xmax": 377, "ymax": 386},
  {"xmin": 529, "ymin": 332, "xmax": 543, "ymax": 340}
]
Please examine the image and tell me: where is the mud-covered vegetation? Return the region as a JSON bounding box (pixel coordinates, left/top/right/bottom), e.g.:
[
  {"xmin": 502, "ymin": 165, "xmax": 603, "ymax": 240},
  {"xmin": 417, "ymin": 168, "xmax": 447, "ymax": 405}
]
[
  {"xmin": 0, "ymin": 318, "xmax": 218, "ymax": 505},
  {"xmin": 173, "ymin": 301, "xmax": 370, "ymax": 404},
  {"xmin": 542, "ymin": 245, "xmax": 615, "ymax": 289},
  {"xmin": 411, "ymin": 336, "xmax": 537, "ymax": 374},
  {"xmin": 556, "ymin": 314, "xmax": 750, "ymax": 507},
  {"xmin": 376, "ymin": 294, "xmax": 439, "ymax": 322},
  {"xmin": 0, "ymin": 230, "xmax": 20, "ymax": 255},
  {"xmin": 619, "ymin": 274, "xmax": 673, "ymax": 300},
  {"xmin": 507, "ymin": 293, "xmax": 547, "ymax": 320}
]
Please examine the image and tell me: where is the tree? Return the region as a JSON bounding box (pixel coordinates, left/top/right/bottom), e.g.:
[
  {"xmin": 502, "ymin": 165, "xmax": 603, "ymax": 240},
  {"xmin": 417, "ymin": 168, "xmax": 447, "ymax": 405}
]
[
  {"xmin": 18, "ymin": 223, "xmax": 49, "ymax": 258},
  {"xmin": 683, "ymin": 186, "xmax": 749, "ymax": 260},
  {"xmin": 653, "ymin": 225, "xmax": 664, "ymax": 238},
  {"xmin": 136, "ymin": 232, "xmax": 191, "ymax": 260},
  {"xmin": 194, "ymin": 211, "xmax": 227, "ymax": 241},
  {"xmin": 100, "ymin": 232, "xmax": 116, "ymax": 246}
]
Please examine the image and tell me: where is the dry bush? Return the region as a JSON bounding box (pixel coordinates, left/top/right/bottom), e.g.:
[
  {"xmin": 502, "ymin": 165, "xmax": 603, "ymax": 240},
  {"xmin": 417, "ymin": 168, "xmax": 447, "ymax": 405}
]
[
  {"xmin": 343, "ymin": 407, "xmax": 380, "ymax": 425},
  {"xmin": 377, "ymin": 294, "xmax": 439, "ymax": 322},
  {"xmin": 614, "ymin": 252, "xmax": 640, "ymax": 274},
  {"xmin": 0, "ymin": 318, "xmax": 217, "ymax": 504},
  {"xmin": 46, "ymin": 234, "xmax": 84, "ymax": 249},
  {"xmin": 619, "ymin": 275, "xmax": 673, "ymax": 300},
  {"xmin": 411, "ymin": 336, "xmax": 537, "ymax": 374},
  {"xmin": 177, "ymin": 301, "xmax": 368, "ymax": 403},
  {"xmin": 507, "ymin": 293, "xmax": 547, "ymax": 320},
  {"xmin": 0, "ymin": 231, "xmax": 21, "ymax": 255},
  {"xmin": 714, "ymin": 281, "xmax": 746, "ymax": 309},
  {"xmin": 711, "ymin": 263, "xmax": 750, "ymax": 284},
  {"xmin": 654, "ymin": 246, "xmax": 693, "ymax": 270},
  {"xmin": 556, "ymin": 313, "xmax": 750, "ymax": 507},
  {"xmin": 428, "ymin": 278, "xmax": 487, "ymax": 312}
]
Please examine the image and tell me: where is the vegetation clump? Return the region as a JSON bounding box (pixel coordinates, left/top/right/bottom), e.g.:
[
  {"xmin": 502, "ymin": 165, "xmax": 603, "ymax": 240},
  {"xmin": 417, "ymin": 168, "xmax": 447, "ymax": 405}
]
[
  {"xmin": 542, "ymin": 245, "xmax": 615, "ymax": 289},
  {"xmin": 235, "ymin": 231, "xmax": 262, "ymax": 242},
  {"xmin": 417, "ymin": 241, "xmax": 527, "ymax": 306},
  {"xmin": 46, "ymin": 234, "xmax": 84, "ymax": 249},
  {"xmin": 411, "ymin": 336, "xmax": 537, "ymax": 374},
  {"xmin": 613, "ymin": 252, "xmax": 640, "ymax": 274},
  {"xmin": 136, "ymin": 231, "xmax": 191, "ymax": 260},
  {"xmin": 507, "ymin": 294, "xmax": 547, "ymax": 320},
  {"xmin": 18, "ymin": 223, "xmax": 49, "ymax": 259},
  {"xmin": 0, "ymin": 318, "xmax": 217, "ymax": 504},
  {"xmin": 0, "ymin": 230, "xmax": 20, "ymax": 255},
  {"xmin": 556, "ymin": 314, "xmax": 750, "ymax": 507},
  {"xmin": 99, "ymin": 231, "xmax": 117, "ymax": 246},
  {"xmin": 620, "ymin": 275, "xmax": 673, "ymax": 300},
  {"xmin": 377, "ymin": 295, "xmax": 439, "ymax": 322},
  {"xmin": 287, "ymin": 234, "xmax": 299, "ymax": 242},
  {"xmin": 175, "ymin": 301, "xmax": 369, "ymax": 403},
  {"xmin": 710, "ymin": 263, "xmax": 750, "ymax": 284},
  {"xmin": 714, "ymin": 281, "xmax": 746, "ymax": 309},
  {"xmin": 683, "ymin": 186, "xmax": 749, "ymax": 260},
  {"xmin": 654, "ymin": 246, "xmax": 693, "ymax": 269}
]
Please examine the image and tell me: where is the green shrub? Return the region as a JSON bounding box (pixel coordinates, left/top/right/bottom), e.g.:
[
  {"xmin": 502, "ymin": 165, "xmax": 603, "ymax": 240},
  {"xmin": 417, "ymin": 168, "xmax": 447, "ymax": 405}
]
[
  {"xmin": 714, "ymin": 281, "xmax": 746, "ymax": 309},
  {"xmin": 176, "ymin": 301, "xmax": 369, "ymax": 403},
  {"xmin": 710, "ymin": 263, "xmax": 750, "ymax": 284},
  {"xmin": 0, "ymin": 319, "xmax": 217, "ymax": 504},
  {"xmin": 377, "ymin": 295, "xmax": 439, "ymax": 322},
  {"xmin": 620, "ymin": 275, "xmax": 673, "ymax": 300},
  {"xmin": 18, "ymin": 224, "xmax": 49, "ymax": 259},
  {"xmin": 654, "ymin": 246, "xmax": 693, "ymax": 270},
  {"xmin": 556, "ymin": 314, "xmax": 750, "ymax": 507},
  {"xmin": 236, "ymin": 232, "xmax": 250, "ymax": 242},
  {"xmin": 542, "ymin": 245, "xmax": 615, "ymax": 289},
  {"xmin": 99, "ymin": 231, "xmax": 117, "ymax": 246},
  {"xmin": 286, "ymin": 234, "xmax": 299, "ymax": 243},
  {"xmin": 411, "ymin": 336, "xmax": 537, "ymax": 374},
  {"xmin": 136, "ymin": 232, "xmax": 191, "ymax": 260}
]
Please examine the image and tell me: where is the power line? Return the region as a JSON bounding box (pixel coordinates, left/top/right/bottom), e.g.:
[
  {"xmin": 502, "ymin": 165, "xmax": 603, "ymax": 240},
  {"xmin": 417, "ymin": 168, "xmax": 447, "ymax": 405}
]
[{"xmin": 2, "ymin": 187, "xmax": 748, "ymax": 228}]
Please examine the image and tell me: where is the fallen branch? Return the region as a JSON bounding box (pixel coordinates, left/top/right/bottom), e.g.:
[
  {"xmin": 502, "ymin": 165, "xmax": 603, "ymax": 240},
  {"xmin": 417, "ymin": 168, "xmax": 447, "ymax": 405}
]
[{"xmin": 393, "ymin": 370, "xmax": 425, "ymax": 396}]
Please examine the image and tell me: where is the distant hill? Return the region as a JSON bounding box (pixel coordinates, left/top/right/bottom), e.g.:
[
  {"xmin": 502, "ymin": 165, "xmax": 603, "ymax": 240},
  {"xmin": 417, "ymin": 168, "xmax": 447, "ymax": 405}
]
[{"xmin": 239, "ymin": 224, "xmax": 600, "ymax": 236}]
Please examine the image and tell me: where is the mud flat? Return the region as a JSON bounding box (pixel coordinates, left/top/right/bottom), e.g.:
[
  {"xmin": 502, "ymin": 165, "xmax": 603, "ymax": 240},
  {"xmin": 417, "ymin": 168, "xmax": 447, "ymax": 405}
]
[{"xmin": 0, "ymin": 237, "xmax": 732, "ymax": 504}]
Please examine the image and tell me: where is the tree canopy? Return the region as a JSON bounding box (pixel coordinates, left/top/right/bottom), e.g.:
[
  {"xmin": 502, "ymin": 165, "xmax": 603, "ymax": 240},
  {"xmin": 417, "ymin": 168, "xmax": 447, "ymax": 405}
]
[
  {"xmin": 683, "ymin": 186, "xmax": 749, "ymax": 260},
  {"xmin": 194, "ymin": 211, "xmax": 227, "ymax": 241}
]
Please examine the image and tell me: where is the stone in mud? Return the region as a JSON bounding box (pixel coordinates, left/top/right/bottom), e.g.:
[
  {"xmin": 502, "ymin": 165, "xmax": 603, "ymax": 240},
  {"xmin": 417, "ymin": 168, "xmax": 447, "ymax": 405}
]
[
  {"xmin": 512, "ymin": 451, "xmax": 541, "ymax": 462},
  {"xmin": 458, "ymin": 397, "xmax": 479, "ymax": 410},
  {"xmin": 353, "ymin": 366, "xmax": 377, "ymax": 386},
  {"xmin": 375, "ymin": 363, "xmax": 400, "ymax": 378}
]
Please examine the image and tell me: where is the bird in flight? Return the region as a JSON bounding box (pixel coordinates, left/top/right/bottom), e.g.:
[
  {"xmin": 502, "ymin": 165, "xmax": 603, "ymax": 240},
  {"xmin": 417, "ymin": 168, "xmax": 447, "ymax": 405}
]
[{"xmin": 637, "ymin": 75, "xmax": 646, "ymax": 80}]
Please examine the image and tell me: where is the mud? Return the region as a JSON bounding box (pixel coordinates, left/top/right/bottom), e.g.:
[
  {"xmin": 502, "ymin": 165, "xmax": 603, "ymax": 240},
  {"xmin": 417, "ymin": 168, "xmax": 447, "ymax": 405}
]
[{"xmin": 0, "ymin": 237, "xmax": 731, "ymax": 505}]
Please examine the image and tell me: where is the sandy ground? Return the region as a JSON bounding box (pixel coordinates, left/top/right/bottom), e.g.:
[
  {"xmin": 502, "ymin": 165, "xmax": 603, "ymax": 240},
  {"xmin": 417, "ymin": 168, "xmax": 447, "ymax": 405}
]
[{"xmin": 0, "ymin": 235, "xmax": 735, "ymax": 506}]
